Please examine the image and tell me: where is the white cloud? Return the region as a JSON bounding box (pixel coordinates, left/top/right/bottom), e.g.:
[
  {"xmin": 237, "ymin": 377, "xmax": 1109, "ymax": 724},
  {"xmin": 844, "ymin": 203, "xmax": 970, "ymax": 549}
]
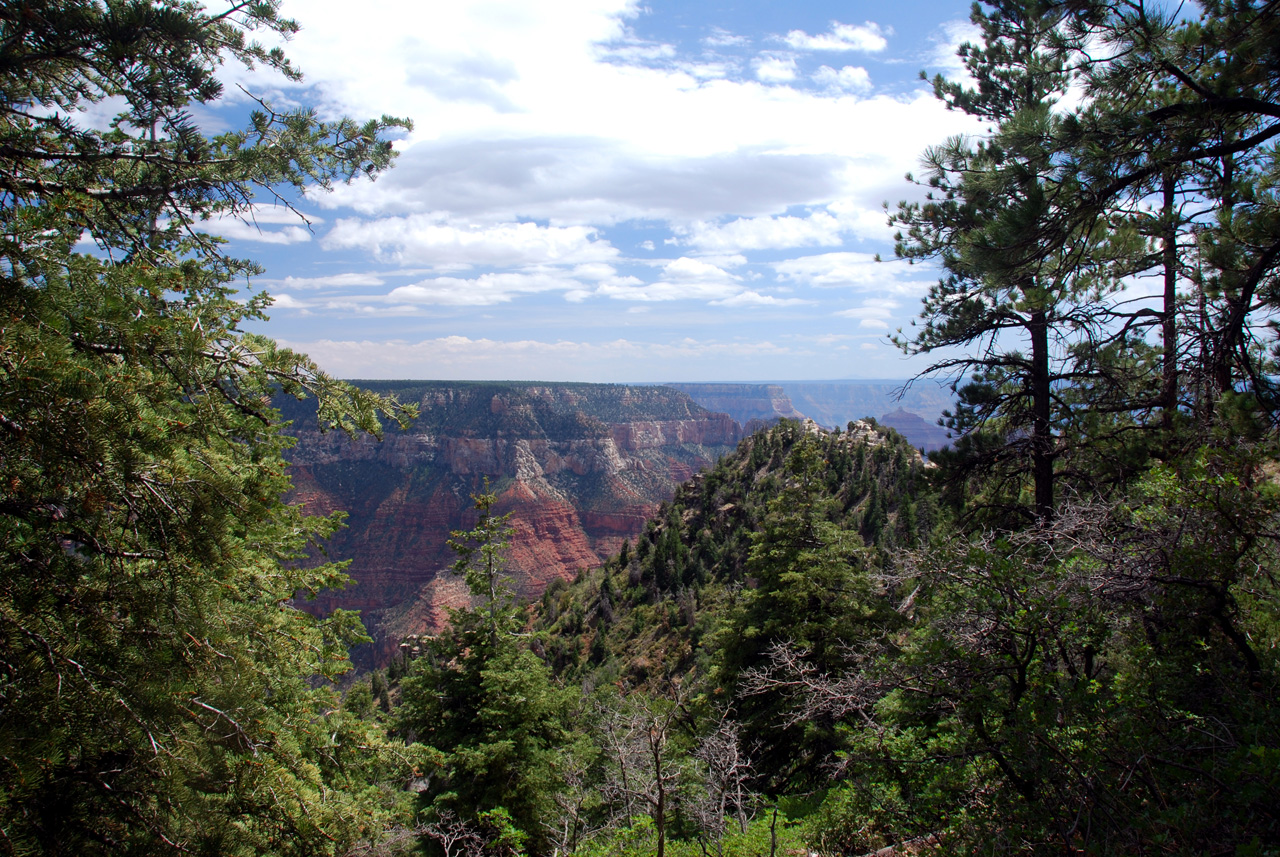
[
  {"xmin": 597, "ymin": 39, "xmax": 678, "ymax": 63},
  {"xmin": 710, "ymin": 291, "xmax": 812, "ymax": 307},
  {"xmin": 782, "ymin": 21, "xmax": 888, "ymax": 53},
  {"xmin": 597, "ymin": 281, "xmax": 740, "ymax": 302},
  {"xmin": 660, "ymin": 256, "xmax": 741, "ymax": 282},
  {"xmin": 199, "ymin": 218, "xmax": 312, "ymax": 245},
  {"xmin": 268, "ymin": 293, "xmax": 311, "ymax": 309},
  {"xmin": 774, "ymin": 251, "xmax": 922, "ymax": 291},
  {"xmin": 837, "ymin": 298, "xmax": 900, "ymax": 320},
  {"xmin": 318, "ymin": 139, "xmax": 852, "ymax": 224},
  {"xmin": 753, "ymin": 55, "xmax": 798, "ymax": 84},
  {"xmin": 277, "ymin": 335, "xmax": 802, "ymax": 382},
  {"xmin": 203, "ymin": 2, "xmax": 990, "ymax": 382},
  {"xmin": 236, "ymin": 206, "xmax": 325, "ymax": 225},
  {"xmin": 387, "ymin": 271, "xmax": 587, "ymax": 305},
  {"xmin": 274, "ymin": 272, "xmax": 386, "ymax": 289},
  {"xmin": 703, "ymin": 28, "xmax": 749, "ymax": 48},
  {"xmin": 678, "ymin": 211, "xmax": 845, "ymax": 251},
  {"xmin": 593, "ymin": 257, "xmax": 742, "ymax": 302},
  {"xmin": 813, "ymin": 65, "xmax": 872, "ymax": 93},
  {"xmin": 926, "ymin": 19, "xmax": 983, "ymax": 88},
  {"xmin": 195, "ymin": 205, "xmax": 325, "ymax": 245},
  {"xmin": 236, "ymin": 2, "xmax": 981, "ymax": 234},
  {"xmin": 323, "ymin": 217, "xmax": 618, "ymax": 268}
]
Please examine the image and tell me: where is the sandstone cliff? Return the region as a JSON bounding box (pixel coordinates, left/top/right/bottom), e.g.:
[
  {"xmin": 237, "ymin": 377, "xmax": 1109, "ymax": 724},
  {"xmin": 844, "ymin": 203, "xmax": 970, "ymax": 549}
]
[{"xmin": 278, "ymin": 382, "xmax": 743, "ymax": 665}]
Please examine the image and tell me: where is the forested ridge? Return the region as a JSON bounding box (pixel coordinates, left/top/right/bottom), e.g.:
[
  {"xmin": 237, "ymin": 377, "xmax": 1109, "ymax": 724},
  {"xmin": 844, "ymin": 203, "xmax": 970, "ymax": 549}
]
[{"xmin": 3, "ymin": 1, "xmax": 1280, "ymax": 856}]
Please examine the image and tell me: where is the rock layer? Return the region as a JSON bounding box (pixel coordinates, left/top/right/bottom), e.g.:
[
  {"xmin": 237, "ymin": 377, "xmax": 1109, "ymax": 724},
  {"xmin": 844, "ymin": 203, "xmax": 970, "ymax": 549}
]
[{"xmin": 278, "ymin": 382, "xmax": 743, "ymax": 665}]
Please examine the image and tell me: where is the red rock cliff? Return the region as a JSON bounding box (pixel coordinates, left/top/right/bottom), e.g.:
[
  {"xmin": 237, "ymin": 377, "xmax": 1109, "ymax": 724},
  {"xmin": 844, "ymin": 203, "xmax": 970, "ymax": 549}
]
[{"xmin": 280, "ymin": 382, "xmax": 744, "ymax": 665}]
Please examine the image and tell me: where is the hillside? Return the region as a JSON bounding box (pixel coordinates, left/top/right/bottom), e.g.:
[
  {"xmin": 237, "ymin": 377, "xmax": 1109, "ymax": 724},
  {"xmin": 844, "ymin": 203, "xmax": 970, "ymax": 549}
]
[{"xmin": 533, "ymin": 417, "xmax": 934, "ymax": 697}]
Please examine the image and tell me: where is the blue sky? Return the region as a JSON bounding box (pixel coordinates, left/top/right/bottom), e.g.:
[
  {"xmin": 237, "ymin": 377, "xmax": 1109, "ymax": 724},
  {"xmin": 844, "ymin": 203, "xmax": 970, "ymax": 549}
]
[{"xmin": 211, "ymin": 0, "xmax": 990, "ymax": 382}]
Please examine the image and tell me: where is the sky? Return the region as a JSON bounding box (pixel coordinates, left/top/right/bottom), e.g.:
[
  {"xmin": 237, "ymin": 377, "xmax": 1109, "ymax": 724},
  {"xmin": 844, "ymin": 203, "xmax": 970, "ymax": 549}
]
[{"xmin": 212, "ymin": 0, "xmax": 990, "ymax": 382}]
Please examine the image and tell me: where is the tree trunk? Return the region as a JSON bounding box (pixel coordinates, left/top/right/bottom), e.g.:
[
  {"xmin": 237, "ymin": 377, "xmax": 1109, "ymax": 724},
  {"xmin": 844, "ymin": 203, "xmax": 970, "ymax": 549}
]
[
  {"xmin": 1162, "ymin": 171, "xmax": 1179, "ymax": 429},
  {"xmin": 1029, "ymin": 309, "xmax": 1053, "ymax": 520},
  {"xmin": 653, "ymin": 730, "xmax": 666, "ymax": 857}
]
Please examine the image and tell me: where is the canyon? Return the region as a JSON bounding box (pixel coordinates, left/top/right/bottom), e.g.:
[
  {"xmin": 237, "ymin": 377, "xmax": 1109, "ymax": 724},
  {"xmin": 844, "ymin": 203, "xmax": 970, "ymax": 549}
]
[
  {"xmin": 279, "ymin": 382, "xmax": 745, "ymax": 665},
  {"xmin": 280, "ymin": 379, "xmax": 953, "ymax": 665}
]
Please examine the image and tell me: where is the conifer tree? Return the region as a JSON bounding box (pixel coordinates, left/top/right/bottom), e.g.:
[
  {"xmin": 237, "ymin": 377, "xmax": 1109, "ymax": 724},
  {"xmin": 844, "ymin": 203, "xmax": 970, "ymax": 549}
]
[
  {"xmin": 890, "ymin": 0, "xmax": 1137, "ymax": 521},
  {"xmin": 0, "ymin": 2, "xmax": 416, "ymax": 853},
  {"xmin": 400, "ymin": 488, "xmax": 571, "ymax": 856}
]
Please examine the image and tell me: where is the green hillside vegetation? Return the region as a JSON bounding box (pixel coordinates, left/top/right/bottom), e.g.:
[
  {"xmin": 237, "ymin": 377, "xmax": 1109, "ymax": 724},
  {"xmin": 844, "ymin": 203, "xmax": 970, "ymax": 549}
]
[{"xmin": 534, "ymin": 419, "xmax": 930, "ymax": 691}]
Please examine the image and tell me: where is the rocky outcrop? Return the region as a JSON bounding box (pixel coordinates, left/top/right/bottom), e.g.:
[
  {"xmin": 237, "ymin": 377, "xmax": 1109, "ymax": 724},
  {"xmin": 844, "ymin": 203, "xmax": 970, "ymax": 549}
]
[{"xmin": 279, "ymin": 382, "xmax": 744, "ymax": 666}]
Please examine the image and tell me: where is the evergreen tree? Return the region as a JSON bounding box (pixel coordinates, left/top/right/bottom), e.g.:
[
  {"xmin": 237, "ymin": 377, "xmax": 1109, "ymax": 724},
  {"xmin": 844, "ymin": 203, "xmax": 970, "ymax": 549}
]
[
  {"xmin": 0, "ymin": 2, "xmax": 416, "ymax": 853},
  {"xmin": 722, "ymin": 438, "xmax": 897, "ymax": 791},
  {"xmin": 890, "ymin": 0, "xmax": 1138, "ymax": 522},
  {"xmin": 400, "ymin": 489, "xmax": 572, "ymax": 856}
]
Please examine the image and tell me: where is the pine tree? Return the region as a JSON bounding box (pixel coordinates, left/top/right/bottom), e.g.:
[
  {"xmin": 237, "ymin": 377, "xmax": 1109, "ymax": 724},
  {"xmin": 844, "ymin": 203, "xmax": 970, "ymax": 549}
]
[
  {"xmin": 889, "ymin": 0, "xmax": 1138, "ymax": 522},
  {"xmin": 0, "ymin": 2, "xmax": 416, "ymax": 853},
  {"xmin": 400, "ymin": 489, "xmax": 572, "ymax": 856}
]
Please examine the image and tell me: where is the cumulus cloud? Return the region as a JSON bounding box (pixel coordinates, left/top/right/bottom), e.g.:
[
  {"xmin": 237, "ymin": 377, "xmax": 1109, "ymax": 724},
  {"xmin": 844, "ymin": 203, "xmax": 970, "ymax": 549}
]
[
  {"xmin": 268, "ymin": 293, "xmax": 311, "ymax": 309},
  {"xmin": 199, "ymin": 218, "xmax": 312, "ymax": 245},
  {"xmin": 587, "ymin": 257, "xmax": 745, "ymax": 302},
  {"xmin": 203, "ymin": 2, "xmax": 988, "ymax": 381},
  {"xmin": 403, "ymin": 50, "xmax": 521, "ymax": 111},
  {"xmin": 926, "ymin": 19, "xmax": 983, "ymax": 87},
  {"xmin": 813, "ymin": 65, "xmax": 872, "ymax": 93},
  {"xmin": 318, "ymin": 138, "xmax": 850, "ymax": 224},
  {"xmin": 323, "ymin": 216, "xmax": 618, "ymax": 268},
  {"xmin": 677, "ymin": 210, "xmax": 846, "ymax": 251},
  {"xmin": 782, "ymin": 21, "xmax": 889, "ymax": 53},
  {"xmin": 661, "ymin": 256, "xmax": 741, "ymax": 282},
  {"xmin": 387, "ymin": 271, "xmax": 590, "ymax": 305},
  {"xmin": 774, "ymin": 251, "xmax": 922, "ymax": 291},
  {"xmin": 753, "ymin": 54, "xmax": 798, "ymax": 83}
]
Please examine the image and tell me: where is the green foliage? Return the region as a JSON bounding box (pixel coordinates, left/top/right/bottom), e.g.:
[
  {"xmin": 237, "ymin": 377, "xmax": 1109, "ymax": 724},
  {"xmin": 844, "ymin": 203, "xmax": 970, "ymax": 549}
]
[
  {"xmin": 574, "ymin": 809, "xmax": 806, "ymax": 857},
  {"xmin": 535, "ymin": 420, "xmax": 931, "ymax": 693},
  {"xmin": 448, "ymin": 483, "xmax": 518, "ymax": 642},
  {"xmin": 401, "ymin": 491, "xmax": 575, "ymax": 856},
  {"xmin": 0, "ymin": 2, "xmax": 417, "ymax": 853}
]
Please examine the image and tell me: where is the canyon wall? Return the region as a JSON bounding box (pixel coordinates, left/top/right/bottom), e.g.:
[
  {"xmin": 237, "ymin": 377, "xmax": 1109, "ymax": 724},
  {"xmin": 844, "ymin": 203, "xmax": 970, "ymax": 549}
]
[
  {"xmin": 279, "ymin": 382, "xmax": 743, "ymax": 665},
  {"xmin": 665, "ymin": 383, "xmax": 805, "ymax": 427}
]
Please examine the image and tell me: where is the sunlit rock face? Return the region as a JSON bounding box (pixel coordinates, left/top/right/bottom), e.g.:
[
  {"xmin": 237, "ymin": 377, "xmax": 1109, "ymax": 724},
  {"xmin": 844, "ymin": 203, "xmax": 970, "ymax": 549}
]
[{"xmin": 278, "ymin": 382, "xmax": 743, "ymax": 666}]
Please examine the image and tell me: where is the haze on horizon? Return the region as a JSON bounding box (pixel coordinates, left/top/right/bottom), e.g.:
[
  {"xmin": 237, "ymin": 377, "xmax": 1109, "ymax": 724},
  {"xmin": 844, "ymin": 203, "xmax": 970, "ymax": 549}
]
[{"xmin": 198, "ymin": 0, "xmax": 988, "ymax": 382}]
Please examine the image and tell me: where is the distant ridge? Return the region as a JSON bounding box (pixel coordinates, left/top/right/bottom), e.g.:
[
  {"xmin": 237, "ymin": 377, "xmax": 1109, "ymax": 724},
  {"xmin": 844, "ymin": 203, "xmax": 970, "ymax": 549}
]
[
  {"xmin": 665, "ymin": 383, "xmax": 804, "ymax": 428},
  {"xmin": 278, "ymin": 380, "xmax": 744, "ymax": 667},
  {"xmin": 667, "ymin": 378, "xmax": 954, "ymax": 452}
]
